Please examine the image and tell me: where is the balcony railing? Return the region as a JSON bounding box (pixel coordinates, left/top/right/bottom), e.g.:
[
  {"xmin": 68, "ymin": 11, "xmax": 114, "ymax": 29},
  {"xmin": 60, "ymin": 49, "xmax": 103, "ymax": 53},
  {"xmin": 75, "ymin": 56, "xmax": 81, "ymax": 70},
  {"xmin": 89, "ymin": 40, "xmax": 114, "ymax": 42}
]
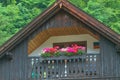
[{"xmin": 28, "ymin": 53, "xmax": 100, "ymax": 80}]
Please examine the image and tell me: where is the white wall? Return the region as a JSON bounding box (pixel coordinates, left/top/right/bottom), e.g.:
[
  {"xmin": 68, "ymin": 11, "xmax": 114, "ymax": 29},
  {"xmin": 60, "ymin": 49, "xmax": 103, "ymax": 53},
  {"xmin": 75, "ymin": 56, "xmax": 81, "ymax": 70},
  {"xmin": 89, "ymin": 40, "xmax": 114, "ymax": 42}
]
[{"xmin": 29, "ymin": 34, "xmax": 100, "ymax": 56}]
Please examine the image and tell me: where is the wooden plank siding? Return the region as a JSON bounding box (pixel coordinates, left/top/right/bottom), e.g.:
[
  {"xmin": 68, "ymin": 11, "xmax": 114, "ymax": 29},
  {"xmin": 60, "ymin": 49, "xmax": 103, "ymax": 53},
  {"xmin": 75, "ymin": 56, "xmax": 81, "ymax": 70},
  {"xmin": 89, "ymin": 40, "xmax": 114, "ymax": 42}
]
[
  {"xmin": 0, "ymin": 39, "xmax": 28, "ymax": 80},
  {"xmin": 100, "ymin": 36, "xmax": 120, "ymax": 80}
]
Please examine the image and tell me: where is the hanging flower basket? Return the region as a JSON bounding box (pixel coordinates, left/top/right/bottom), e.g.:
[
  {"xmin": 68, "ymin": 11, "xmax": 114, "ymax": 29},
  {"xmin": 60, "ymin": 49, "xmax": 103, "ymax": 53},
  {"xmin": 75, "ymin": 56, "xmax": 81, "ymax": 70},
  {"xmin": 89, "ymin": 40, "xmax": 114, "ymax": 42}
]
[{"xmin": 41, "ymin": 44, "xmax": 86, "ymax": 58}]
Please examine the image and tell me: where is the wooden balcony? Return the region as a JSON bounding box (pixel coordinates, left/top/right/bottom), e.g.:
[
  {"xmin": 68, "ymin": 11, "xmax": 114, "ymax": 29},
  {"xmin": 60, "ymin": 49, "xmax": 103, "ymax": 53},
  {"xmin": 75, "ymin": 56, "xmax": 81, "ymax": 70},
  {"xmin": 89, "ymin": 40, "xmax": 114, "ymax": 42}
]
[{"xmin": 28, "ymin": 54, "xmax": 101, "ymax": 80}]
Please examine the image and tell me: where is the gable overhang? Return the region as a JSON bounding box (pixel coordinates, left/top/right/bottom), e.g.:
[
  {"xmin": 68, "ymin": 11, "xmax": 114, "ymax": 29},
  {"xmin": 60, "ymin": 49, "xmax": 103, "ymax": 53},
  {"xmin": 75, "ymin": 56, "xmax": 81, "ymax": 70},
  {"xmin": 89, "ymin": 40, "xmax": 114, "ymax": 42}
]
[
  {"xmin": 28, "ymin": 27, "xmax": 99, "ymax": 54},
  {"xmin": 0, "ymin": 0, "xmax": 120, "ymax": 58}
]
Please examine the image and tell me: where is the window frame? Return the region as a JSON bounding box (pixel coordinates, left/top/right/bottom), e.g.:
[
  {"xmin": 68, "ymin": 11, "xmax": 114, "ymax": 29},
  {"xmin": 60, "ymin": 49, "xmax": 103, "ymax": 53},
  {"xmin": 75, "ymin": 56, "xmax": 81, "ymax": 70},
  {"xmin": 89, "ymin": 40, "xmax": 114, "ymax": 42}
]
[{"xmin": 53, "ymin": 41, "xmax": 87, "ymax": 52}]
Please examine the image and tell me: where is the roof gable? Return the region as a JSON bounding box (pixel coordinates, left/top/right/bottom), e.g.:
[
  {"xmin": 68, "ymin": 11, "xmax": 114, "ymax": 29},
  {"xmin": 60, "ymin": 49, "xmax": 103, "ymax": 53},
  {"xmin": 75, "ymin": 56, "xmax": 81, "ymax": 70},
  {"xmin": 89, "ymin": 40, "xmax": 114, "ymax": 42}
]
[
  {"xmin": 28, "ymin": 10, "xmax": 100, "ymax": 54},
  {"xmin": 0, "ymin": 0, "xmax": 120, "ymax": 57}
]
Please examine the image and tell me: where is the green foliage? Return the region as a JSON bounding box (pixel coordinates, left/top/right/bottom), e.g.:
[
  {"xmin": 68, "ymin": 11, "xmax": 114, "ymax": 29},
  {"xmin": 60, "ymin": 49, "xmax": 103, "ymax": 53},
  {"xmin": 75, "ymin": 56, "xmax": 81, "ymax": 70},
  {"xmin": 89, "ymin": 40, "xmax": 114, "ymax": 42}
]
[
  {"xmin": 54, "ymin": 52, "xmax": 61, "ymax": 57},
  {"xmin": 77, "ymin": 50, "xmax": 84, "ymax": 55},
  {"xmin": 0, "ymin": 0, "xmax": 55, "ymax": 46},
  {"xmin": 0, "ymin": 0, "xmax": 120, "ymax": 46},
  {"xmin": 41, "ymin": 53, "xmax": 52, "ymax": 58},
  {"xmin": 64, "ymin": 52, "xmax": 74, "ymax": 56},
  {"xmin": 70, "ymin": 0, "xmax": 120, "ymax": 34}
]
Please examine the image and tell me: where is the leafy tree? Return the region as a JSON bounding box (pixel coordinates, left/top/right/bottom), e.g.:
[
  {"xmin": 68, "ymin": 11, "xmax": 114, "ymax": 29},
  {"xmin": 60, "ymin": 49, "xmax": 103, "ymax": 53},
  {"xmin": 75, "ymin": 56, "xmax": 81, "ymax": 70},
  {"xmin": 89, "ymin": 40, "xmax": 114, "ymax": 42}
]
[
  {"xmin": 0, "ymin": 0, "xmax": 55, "ymax": 46},
  {"xmin": 70, "ymin": 0, "xmax": 120, "ymax": 33}
]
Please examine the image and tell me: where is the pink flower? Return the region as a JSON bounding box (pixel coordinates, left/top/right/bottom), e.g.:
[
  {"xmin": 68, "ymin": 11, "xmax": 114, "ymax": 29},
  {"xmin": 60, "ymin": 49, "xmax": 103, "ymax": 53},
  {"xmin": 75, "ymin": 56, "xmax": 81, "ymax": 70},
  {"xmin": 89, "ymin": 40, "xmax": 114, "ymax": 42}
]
[
  {"xmin": 54, "ymin": 46, "xmax": 59, "ymax": 49},
  {"xmin": 42, "ymin": 44, "xmax": 86, "ymax": 56},
  {"xmin": 78, "ymin": 46, "xmax": 86, "ymax": 51},
  {"xmin": 42, "ymin": 47, "xmax": 58, "ymax": 53},
  {"xmin": 43, "ymin": 48, "xmax": 50, "ymax": 53},
  {"xmin": 67, "ymin": 47, "xmax": 77, "ymax": 53},
  {"xmin": 59, "ymin": 48, "xmax": 67, "ymax": 52},
  {"xmin": 81, "ymin": 47, "xmax": 86, "ymax": 51}
]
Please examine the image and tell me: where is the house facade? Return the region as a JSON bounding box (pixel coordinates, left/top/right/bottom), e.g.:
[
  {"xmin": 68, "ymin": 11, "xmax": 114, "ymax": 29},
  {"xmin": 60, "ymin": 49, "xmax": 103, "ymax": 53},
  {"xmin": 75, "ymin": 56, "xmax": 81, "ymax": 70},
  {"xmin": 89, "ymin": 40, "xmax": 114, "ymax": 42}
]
[{"xmin": 0, "ymin": 0, "xmax": 120, "ymax": 80}]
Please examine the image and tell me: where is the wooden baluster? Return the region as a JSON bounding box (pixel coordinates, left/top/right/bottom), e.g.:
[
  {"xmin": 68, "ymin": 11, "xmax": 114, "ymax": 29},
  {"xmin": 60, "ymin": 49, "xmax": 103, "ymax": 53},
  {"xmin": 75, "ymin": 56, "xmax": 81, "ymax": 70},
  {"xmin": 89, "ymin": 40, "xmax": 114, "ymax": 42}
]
[
  {"xmin": 64, "ymin": 59, "xmax": 67, "ymax": 77},
  {"xmin": 45, "ymin": 60, "xmax": 48, "ymax": 79},
  {"xmin": 74, "ymin": 58, "xmax": 78, "ymax": 77},
  {"xmin": 44, "ymin": 60, "xmax": 47, "ymax": 79},
  {"xmin": 40, "ymin": 60, "xmax": 43, "ymax": 80},
  {"xmin": 85, "ymin": 55, "xmax": 89, "ymax": 77},
  {"xmin": 94, "ymin": 55, "xmax": 97, "ymax": 76},
  {"xmin": 55, "ymin": 60, "xmax": 58, "ymax": 78},
  {"xmin": 61, "ymin": 60, "xmax": 65, "ymax": 78},
  {"xmin": 73, "ymin": 58, "xmax": 76, "ymax": 76},
  {"xmin": 90, "ymin": 55, "xmax": 93, "ymax": 76},
  {"xmin": 75, "ymin": 58, "xmax": 79, "ymax": 76},
  {"xmin": 58, "ymin": 60, "xmax": 61, "ymax": 78},
  {"xmin": 47, "ymin": 60, "xmax": 51, "ymax": 79},
  {"xmin": 35, "ymin": 66, "xmax": 38, "ymax": 80},
  {"xmin": 76, "ymin": 58, "xmax": 80, "ymax": 77},
  {"xmin": 70, "ymin": 59, "xmax": 73, "ymax": 77},
  {"xmin": 91, "ymin": 55, "xmax": 94, "ymax": 76},
  {"xmin": 81, "ymin": 55, "xmax": 84, "ymax": 77},
  {"xmin": 54, "ymin": 60, "xmax": 57, "ymax": 78},
  {"xmin": 31, "ymin": 58, "xmax": 34, "ymax": 79},
  {"xmin": 32, "ymin": 58, "xmax": 35, "ymax": 80},
  {"xmin": 35, "ymin": 58, "xmax": 39, "ymax": 80},
  {"xmin": 67, "ymin": 59, "xmax": 70, "ymax": 77},
  {"xmin": 59, "ymin": 60, "xmax": 62, "ymax": 78},
  {"xmin": 68, "ymin": 59, "xmax": 72, "ymax": 77},
  {"xmin": 66, "ymin": 59, "xmax": 70, "ymax": 77},
  {"xmin": 78, "ymin": 58, "xmax": 82, "ymax": 77},
  {"xmin": 56, "ymin": 60, "xmax": 60, "ymax": 78},
  {"xmin": 88, "ymin": 55, "xmax": 92, "ymax": 76},
  {"xmin": 37, "ymin": 58, "xmax": 40, "ymax": 80},
  {"xmin": 41, "ymin": 60, "xmax": 44, "ymax": 79},
  {"xmin": 39, "ymin": 64, "xmax": 42, "ymax": 79},
  {"xmin": 70, "ymin": 59, "xmax": 73, "ymax": 76},
  {"xmin": 52, "ymin": 60, "xmax": 55, "ymax": 78},
  {"xmin": 34, "ymin": 58, "xmax": 38, "ymax": 80},
  {"xmin": 31, "ymin": 58, "xmax": 35, "ymax": 80},
  {"xmin": 77, "ymin": 58, "xmax": 80, "ymax": 76}
]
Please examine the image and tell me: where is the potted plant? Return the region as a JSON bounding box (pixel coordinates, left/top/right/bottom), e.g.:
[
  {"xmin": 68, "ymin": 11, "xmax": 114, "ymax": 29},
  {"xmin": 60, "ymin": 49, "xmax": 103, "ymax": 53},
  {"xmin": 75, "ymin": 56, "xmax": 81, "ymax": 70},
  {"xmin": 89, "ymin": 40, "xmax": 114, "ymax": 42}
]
[{"xmin": 41, "ymin": 44, "xmax": 86, "ymax": 58}]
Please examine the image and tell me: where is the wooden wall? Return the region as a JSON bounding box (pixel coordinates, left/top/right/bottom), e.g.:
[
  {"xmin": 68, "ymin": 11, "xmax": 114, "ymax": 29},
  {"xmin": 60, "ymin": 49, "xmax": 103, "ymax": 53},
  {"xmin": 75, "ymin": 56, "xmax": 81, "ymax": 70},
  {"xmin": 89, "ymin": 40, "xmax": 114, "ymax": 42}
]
[
  {"xmin": 28, "ymin": 10, "xmax": 91, "ymax": 41},
  {"xmin": 100, "ymin": 36, "xmax": 120, "ymax": 78},
  {"xmin": 0, "ymin": 39, "xmax": 28, "ymax": 80}
]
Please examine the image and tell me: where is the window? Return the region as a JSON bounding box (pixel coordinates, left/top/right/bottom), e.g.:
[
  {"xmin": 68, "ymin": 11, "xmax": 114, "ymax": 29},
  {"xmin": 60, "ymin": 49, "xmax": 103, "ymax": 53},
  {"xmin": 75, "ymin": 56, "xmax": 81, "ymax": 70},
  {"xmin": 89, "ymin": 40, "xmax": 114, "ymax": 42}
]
[{"xmin": 53, "ymin": 41, "xmax": 87, "ymax": 51}]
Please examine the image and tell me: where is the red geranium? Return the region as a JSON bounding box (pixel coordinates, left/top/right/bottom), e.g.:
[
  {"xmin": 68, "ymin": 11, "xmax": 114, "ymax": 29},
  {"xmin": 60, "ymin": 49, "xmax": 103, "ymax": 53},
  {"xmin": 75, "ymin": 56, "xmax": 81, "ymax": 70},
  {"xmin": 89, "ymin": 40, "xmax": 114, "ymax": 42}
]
[{"xmin": 41, "ymin": 44, "xmax": 85, "ymax": 57}]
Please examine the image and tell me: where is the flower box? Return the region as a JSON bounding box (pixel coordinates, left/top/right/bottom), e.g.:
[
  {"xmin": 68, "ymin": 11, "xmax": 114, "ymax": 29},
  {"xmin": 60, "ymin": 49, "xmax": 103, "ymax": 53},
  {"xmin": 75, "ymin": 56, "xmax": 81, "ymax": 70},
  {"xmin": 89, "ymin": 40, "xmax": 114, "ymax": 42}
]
[
  {"xmin": 40, "ymin": 44, "xmax": 86, "ymax": 58},
  {"xmin": 39, "ymin": 55, "xmax": 86, "ymax": 62}
]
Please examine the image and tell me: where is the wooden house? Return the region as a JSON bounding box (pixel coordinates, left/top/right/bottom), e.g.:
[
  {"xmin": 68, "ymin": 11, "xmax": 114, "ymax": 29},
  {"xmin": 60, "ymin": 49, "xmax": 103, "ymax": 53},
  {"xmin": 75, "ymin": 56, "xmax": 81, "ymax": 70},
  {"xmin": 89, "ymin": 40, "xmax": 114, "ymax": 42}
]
[{"xmin": 0, "ymin": 0, "xmax": 120, "ymax": 80}]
